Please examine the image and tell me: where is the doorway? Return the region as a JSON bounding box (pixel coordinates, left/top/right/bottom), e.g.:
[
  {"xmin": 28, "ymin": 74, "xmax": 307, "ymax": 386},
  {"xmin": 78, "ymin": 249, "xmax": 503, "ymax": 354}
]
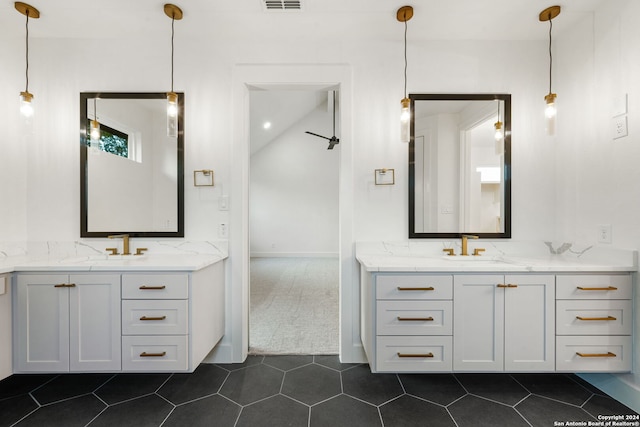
[{"xmin": 248, "ymin": 89, "xmax": 340, "ymax": 354}]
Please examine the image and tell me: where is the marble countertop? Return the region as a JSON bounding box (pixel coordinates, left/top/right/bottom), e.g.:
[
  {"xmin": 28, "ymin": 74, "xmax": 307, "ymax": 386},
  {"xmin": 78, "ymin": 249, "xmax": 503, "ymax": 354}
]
[
  {"xmin": 356, "ymin": 241, "xmax": 638, "ymax": 273},
  {"xmin": 0, "ymin": 253, "xmax": 226, "ymax": 273}
]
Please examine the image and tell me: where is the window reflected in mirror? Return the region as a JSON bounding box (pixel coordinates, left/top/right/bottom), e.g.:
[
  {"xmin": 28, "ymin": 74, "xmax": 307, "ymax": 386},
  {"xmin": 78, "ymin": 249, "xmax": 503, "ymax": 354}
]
[{"xmin": 80, "ymin": 92, "xmax": 184, "ymax": 238}]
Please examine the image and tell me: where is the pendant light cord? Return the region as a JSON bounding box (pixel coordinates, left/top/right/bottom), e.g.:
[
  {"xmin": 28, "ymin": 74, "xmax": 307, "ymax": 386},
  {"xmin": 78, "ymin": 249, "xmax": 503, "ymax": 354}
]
[
  {"xmin": 170, "ymin": 14, "xmax": 175, "ymax": 92},
  {"xmin": 403, "ymin": 18, "xmax": 408, "ymax": 98},
  {"xmin": 548, "ymin": 17, "xmax": 553, "ymax": 94},
  {"xmin": 25, "ymin": 11, "xmax": 30, "ymax": 93}
]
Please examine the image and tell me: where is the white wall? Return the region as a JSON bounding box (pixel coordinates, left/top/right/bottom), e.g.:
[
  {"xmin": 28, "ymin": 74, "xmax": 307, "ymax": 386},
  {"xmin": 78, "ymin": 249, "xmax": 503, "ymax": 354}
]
[
  {"xmin": 0, "ymin": 34, "xmax": 551, "ymax": 244},
  {"xmin": 554, "ymin": 0, "xmax": 640, "ymax": 384},
  {"xmin": 250, "ymin": 99, "xmax": 339, "ymax": 257}
]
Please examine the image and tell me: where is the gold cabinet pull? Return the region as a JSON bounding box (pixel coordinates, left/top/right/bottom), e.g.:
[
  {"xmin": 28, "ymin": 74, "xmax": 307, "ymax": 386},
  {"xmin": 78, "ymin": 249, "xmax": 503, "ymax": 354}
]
[
  {"xmin": 140, "ymin": 316, "xmax": 167, "ymax": 321},
  {"xmin": 139, "ymin": 285, "xmax": 166, "ymax": 290},
  {"xmin": 397, "ymin": 352, "xmax": 434, "ymax": 358},
  {"xmin": 397, "ymin": 287, "xmax": 435, "ymax": 291},
  {"xmin": 140, "ymin": 351, "xmax": 167, "ymax": 357},
  {"xmin": 497, "ymin": 284, "xmax": 518, "ymax": 288},
  {"xmin": 577, "ymin": 286, "xmax": 618, "ymax": 291},
  {"xmin": 497, "ymin": 284, "xmax": 508, "ymax": 288},
  {"xmin": 576, "ymin": 316, "xmax": 617, "ymax": 321},
  {"xmin": 397, "ymin": 317, "xmax": 434, "ymax": 321},
  {"xmin": 576, "ymin": 352, "xmax": 616, "ymax": 358},
  {"xmin": 507, "ymin": 284, "xmax": 518, "ymax": 288},
  {"xmin": 54, "ymin": 283, "xmax": 76, "ymax": 288}
]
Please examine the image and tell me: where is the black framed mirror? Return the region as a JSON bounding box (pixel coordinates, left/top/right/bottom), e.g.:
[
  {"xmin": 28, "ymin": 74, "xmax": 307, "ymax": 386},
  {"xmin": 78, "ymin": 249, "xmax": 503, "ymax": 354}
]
[
  {"xmin": 80, "ymin": 92, "xmax": 184, "ymax": 237},
  {"xmin": 409, "ymin": 93, "xmax": 511, "ymax": 238}
]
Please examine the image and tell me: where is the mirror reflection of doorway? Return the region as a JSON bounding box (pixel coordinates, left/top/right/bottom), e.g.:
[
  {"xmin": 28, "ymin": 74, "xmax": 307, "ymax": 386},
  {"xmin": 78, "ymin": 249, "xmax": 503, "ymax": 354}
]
[{"xmin": 248, "ymin": 89, "xmax": 339, "ymax": 355}]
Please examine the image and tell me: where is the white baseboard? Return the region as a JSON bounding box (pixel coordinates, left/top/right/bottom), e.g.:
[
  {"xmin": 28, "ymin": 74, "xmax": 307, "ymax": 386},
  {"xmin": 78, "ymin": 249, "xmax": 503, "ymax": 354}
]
[
  {"xmin": 202, "ymin": 343, "xmax": 234, "ymax": 363},
  {"xmin": 578, "ymin": 373, "xmax": 640, "ymax": 413}
]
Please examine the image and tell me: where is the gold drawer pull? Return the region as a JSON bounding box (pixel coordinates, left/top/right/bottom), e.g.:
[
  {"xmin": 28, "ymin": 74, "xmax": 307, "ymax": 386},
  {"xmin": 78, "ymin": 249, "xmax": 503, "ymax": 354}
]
[
  {"xmin": 140, "ymin": 316, "xmax": 167, "ymax": 321},
  {"xmin": 577, "ymin": 286, "xmax": 618, "ymax": 291},
  {"xmin": 497, "ymin": 284, "xmax": 517, "ymax": 288},
  {"xmin": 139, "ymin": 285, "xmax": 166, "ymax": 290},
  {"xmin": 397, "ymin": 352, "xmax": 434, "ymax": 358},
  {"xmin": 397, "ymin": 317, "xmax": 434, "ymax": 322},
  {"xmin": 576, "ymin": 316, "xmax": 617, "ymax": 321},
  {"xmin": 397, "ymin": 287, "xmax": 435, "ymax": 291},
  {"xmin": 576, "ymin": 352, "xmax": 616, "ymax": 358},
  {"xmin": 54, "ymin": 283, "xmax": 76, "ymax": 288},
  {"xmin": 140, "ymin": 351, "xmax": 167, "ymax": 357}
]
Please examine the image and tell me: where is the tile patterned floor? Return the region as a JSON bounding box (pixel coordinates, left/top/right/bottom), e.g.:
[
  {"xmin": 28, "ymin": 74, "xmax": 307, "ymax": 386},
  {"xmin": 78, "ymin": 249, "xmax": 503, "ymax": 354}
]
[{"xmin": 1, "ymin": 355, "xmax": 637, "ymax": 427}]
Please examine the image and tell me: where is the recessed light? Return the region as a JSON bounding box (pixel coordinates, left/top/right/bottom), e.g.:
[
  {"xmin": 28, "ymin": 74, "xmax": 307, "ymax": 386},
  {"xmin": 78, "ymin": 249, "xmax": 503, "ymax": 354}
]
[{"xmin": 263, "ymin": 122, "xmax": 272, "ymax": 129}]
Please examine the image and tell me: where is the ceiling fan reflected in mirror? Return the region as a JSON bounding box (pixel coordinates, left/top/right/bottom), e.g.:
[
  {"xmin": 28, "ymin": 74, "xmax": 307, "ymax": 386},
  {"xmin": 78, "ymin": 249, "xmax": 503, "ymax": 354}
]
[{"xmin": 305, "ymin": 91, "xmax": 340, "ymax": 150}]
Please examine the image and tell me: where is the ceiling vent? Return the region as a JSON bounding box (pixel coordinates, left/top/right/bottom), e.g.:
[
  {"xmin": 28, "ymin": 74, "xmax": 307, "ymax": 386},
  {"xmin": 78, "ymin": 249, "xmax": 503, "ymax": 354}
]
[{"xmin": 263, "ymin": 0, "xmax": 302, "ymax": 11}]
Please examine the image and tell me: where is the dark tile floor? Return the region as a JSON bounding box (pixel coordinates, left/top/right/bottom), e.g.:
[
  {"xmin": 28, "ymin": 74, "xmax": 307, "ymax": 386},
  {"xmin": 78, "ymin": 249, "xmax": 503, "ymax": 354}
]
[{"xmin": 1, "ymin": 355, "xmax": 637, "ymax": 427}]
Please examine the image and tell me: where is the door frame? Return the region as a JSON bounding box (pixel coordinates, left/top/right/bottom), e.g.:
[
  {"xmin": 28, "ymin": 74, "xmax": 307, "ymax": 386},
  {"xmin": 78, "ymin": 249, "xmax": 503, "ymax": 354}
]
[{"xmin": 217, "ymin": 64, "xmax": 364, "ymax": 363}]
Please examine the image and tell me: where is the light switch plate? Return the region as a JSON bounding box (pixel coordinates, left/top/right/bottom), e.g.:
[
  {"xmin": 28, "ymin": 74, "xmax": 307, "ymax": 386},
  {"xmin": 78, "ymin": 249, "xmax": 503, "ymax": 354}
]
[
  {"xmin": 612, "ymin": 115, "xmax": 628, "ymax": 140},
  {"xmin": 219, "ymin": 195, "xmax": 229, "ymax": 211}
]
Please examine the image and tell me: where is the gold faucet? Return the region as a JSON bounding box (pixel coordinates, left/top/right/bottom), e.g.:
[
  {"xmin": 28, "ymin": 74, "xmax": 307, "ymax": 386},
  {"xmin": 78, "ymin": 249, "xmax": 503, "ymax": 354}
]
[
  {"xmin": 461, "ymin": 234, "xmax": 479, "ymax": 256},
  {"xmin": 108, "ymin": 234, "xmax": 130, "ymax": 255}
]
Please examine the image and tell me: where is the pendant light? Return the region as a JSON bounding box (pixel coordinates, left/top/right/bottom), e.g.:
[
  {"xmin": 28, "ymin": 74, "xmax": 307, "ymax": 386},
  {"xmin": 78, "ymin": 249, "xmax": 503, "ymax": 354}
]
[
  {"xmin": 164, "ymin": 4, "xmax": 183, "ymax": 138},
  {"xmin": 539, "ymin": 5, "xmax": 561, "ymax": 135},
  {"xmin": 15, "ymin": 2, "xmax": 40, "ymax": 118},
  {"xmin": 90, "ymin": 98, "xmax": 101, "ymax": 142},
  {"xmin": 494, "ymin": 101, "xmax": 504, "ymax": 142},
  {"xmin": 397, "ymin": 6, "xmax": 413, "ymax": 143}
]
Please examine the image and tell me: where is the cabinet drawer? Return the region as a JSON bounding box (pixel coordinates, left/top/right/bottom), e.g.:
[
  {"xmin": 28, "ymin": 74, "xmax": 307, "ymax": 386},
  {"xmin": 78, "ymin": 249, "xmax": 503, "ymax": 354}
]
[
  {"xmin": 122, "ymin": 300, "xmax": 188, "ymax": 335},
  {"xmin": 376, "ymin": 336, "xmax": 452, "ymax": 372},
  {"xmin": 377, "ymin": 301, "xmax": 452, "ymax": 336},
  {"xmin": 122, "ymin": 336, "xmax": 188, "ymax": 371},
  {"xmin": 556, "ymin": 275, "xmax": 631, "ymax": 300},
  {"xmin": 376, "ymin": 275, "xmax": 452, "ymax": 300},
  {"xmin": 122, "ymin": 274, "xmax": 188, "ymax": 299},
  {"xmin": 556, "ymin": 300, "xmax": 632, "ymax": 336},
  {"xmin": 556, "ymin": 336, "xmax": 631, "ymax": 372}
]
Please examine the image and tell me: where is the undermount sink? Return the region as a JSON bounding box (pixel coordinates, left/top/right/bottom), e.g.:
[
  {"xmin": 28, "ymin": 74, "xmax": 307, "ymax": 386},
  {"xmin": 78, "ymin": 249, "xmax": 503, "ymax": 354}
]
[
  {"xmin": 441, "ymin": 255, "xmax": 504, "ymax": 262},
  {"xmin": 98, "ymin": 254, "xmax": 147, "ymax": 260},
  {"xmin": 61, "ymin": 254, "xmax": 147, "ymax": 263}
]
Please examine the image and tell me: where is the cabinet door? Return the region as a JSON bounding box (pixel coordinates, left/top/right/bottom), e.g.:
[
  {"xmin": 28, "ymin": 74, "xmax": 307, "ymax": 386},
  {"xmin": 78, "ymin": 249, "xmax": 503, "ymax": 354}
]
[
  {"xmin": 16, "ymin": 275, "xmax": 70, "ymax": 372},
  {"xmin": 69, "ymin": 275, "xmax": 121, "ymax": 371},
  {"xmin": 504, "ymin": 275, "xmax": 555, "ymax": 371},
  {"xmin": 1, "ymin": 274, "xmax": 13, "ymax": 380},
  {"xmin": 453, "ymin": 275, "xmax": 504, "ymax": 371}
]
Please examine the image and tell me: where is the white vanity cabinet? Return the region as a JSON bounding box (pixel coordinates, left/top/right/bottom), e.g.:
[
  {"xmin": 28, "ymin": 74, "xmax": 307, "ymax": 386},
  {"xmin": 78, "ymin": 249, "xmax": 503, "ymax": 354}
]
[
  {"xmin": 453, "ymin": 274, "xmax": 555, "ymax": 372},
  {"xmin": 555, "ymin": 274, "xmax": 632, "ymax": 372},
  {"xmin": 14, "ymin": 260, "xmax": 225, "ymax": 373},
  {"xmin": 0, "ymin": 273, "xmax": 13, "ymax": 380},
  {"xmin": 15, "ymin": 274, "xmax": 121, "ymax": 372}
]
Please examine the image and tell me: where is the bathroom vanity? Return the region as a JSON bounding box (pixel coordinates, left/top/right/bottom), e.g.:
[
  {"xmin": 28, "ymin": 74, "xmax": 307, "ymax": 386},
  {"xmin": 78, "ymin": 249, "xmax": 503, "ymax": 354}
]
[
  {"xmin": 9, "ymin": 254, "xmax": 225, "ymax": 373},
  {"xmin": 357, "ymin": 242, "xmax": 636, "ymax": 374}
]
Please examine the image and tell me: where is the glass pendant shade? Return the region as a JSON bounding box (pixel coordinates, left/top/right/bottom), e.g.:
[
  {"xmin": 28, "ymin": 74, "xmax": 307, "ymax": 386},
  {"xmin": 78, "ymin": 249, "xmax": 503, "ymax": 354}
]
[
  {"xmin": 20, "ymin": 91, "xmax": 34, "ymax": 117},
  {"xmin": 545, "ymin": 92, "xmax": 557, "ymax": 135},
  {"xmin": 167, "ymin": 91, "xmax": 178, "ymax": 138},
  {"xmin": 90, "ymin": 119, "xmax": 101, "ymax": 141},
  {"xmin": 494, "ymin": 120, "xmax": 504, "ymax": 141},
  {"xmin": 400, "ymin": 97, "xmax": 410, "ymax": 143}
]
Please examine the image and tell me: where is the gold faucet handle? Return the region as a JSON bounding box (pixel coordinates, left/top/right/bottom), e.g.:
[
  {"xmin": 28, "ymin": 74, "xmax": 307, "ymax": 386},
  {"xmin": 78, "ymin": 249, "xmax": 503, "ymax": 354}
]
[
  {"xmin": 135, "ymin": 247, "xmax": 148, "ymax": 256},
  {"xmin": 106, "ymin": 247, "xmax": 119, "ymax": 256},
  {"xmin": 473, "ymin": 248, "xmax": 486, "ymax": 256},
  {"xmin": 442, "ymin": 248, "xmax": 455, "ymax": 256}
]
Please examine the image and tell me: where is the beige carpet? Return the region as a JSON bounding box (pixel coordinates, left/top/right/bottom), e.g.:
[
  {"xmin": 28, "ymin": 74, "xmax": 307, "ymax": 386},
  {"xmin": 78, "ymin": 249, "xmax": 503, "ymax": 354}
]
[{"xmin": 249, "ymin": 257, "xmax": 339, "ymax": 355}]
